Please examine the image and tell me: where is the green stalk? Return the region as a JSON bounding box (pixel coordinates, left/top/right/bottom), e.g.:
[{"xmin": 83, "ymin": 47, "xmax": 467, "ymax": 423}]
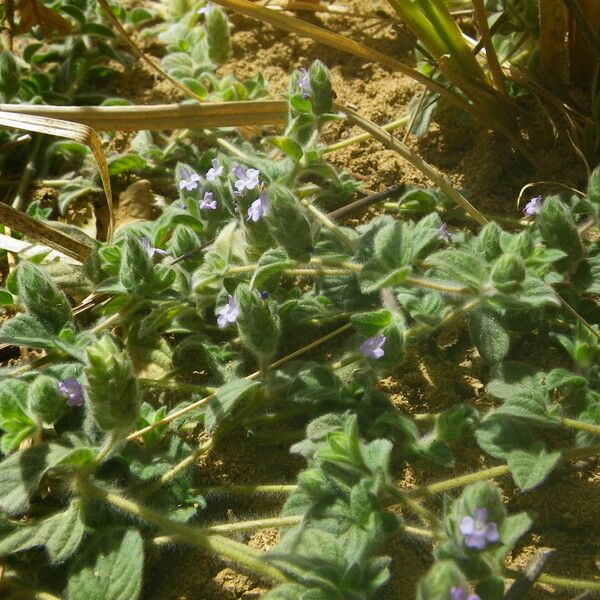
[
  {"xmin": 416, "ymin": 0, "xmax": 488, "ymax": 83},
  {"xmin": 385, "ymin": 0, "xmax": 449, "ymax": 59},
  {"xmin": 77, "ymin": 476, "xmax": 289, "ymax": 583},
  {"xmin": 192, "ymin": 484, "xmax": 297, "ymax": 496}
]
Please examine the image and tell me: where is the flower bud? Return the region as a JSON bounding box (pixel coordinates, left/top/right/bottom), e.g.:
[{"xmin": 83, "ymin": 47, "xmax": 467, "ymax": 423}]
[
  {"xmin": 235, "ymin": 283, "xmax": 280, "ymax": 364},
  {"xmin": 84, "ymin": 335, "xmax": 139, "ymax": 433},
  {"xmin": 308, "ymin": 60, "xmax": 333, "ymax": 115},
  {"xmin": 491, "ymin": 253, "xmax": 525, "ymax": 293},
  {"xmin": 265, "ymin": 185, "xmax": 313, "ymax": 261}
]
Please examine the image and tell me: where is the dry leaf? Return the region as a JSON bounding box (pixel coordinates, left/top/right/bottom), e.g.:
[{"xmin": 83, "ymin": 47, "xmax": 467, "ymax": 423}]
[
  {"xmin": 113, "ymin": 179, "xmax": 154, "ymax": 233},
  {"xmin": 14, "ymin": 0, "xmax": 72, "ymax": 35}
]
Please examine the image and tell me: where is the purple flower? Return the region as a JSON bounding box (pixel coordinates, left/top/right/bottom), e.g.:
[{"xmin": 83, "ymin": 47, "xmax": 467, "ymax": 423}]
[
  {"xmin": 233, "ymin": 165, "xmax": 260, "ymax": 192},
  {"xmin": 197, "ymin": 2, "xmax": 213, "ymax": 15},
  {"xmin": 523, "ymin": 195, "xmax": 543, "ymax": 217},
  {"xmin": 206, "ymin": 158, "xmax": 224, "ymax": 182},
  {"xmin": 141, "ymin": 236, "xmax": 167, "ymax": 259},
  {"xmin": 199, "ymin": 191, "xmax": 217, "ymax": 210},
  {"xmin": 450, "ymin": 587, "xmax": 481, "ymax": 600},
  {"xmin": 439, "ymin": 222, "xmax": 453, "ymax": 243},
  {"xmin": 217, "ymin": 295, "xmax": 240, "ymax": 328},
  {"xmin": 459, "ymin": 507, "xmax": 500, "ymax": 550},
  {"xmin": 360, "ymin": 334, "xmax": 386, "ymax": 360},
  {"xmin": 259, "ymin": 291, "xmax": 269, "ymax": 300},
  {"xmin": 178, "ymin": 169, "xmax": 201, "ymax": 191},
  {"xmin": 247, "ymin": 191, "xmax": 269, "ymax": 222},
  {"xmin": 58, "ymin": 378, "xmax": 84, "ymax": 407},
  {"xmin": 298, "ymin": 68, "xmax": 311, "ymax": 99}
]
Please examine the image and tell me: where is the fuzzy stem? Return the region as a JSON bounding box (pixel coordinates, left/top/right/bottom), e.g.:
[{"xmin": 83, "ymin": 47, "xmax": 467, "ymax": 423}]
[
  {"xmin": 89, "ymin": 301, "xmax": 146, "ymax": 335},
  {"xmin": 125, "ymin": 322, "xmax": 353, "ymax": 441},
  {"xmin": 138, "ymin": 439, "xmax": 214, "ymax": 498},
  {"xmin": 301, "ymin": 199, "xmax": 358, "ymax": 252},
  {"xmin": 323, "ymin": 115, "xmax": 409, "ymax": 154},
  {"xmin": 138, "ymin": 378, "xmax": 216, "ymax": 396},
  {"xmin": 403, "ymin": 443, "xmax": 600, "ymax": 498},
  {"xmin": 560, "ymin": 417, "xmax": 600, "ymax": 437},
  {"xmin": 77, "ymin": 477, "xmax": 288, "ymax": 583},
  {"xmin": 192, "ymin": 484, "xmax": 297, "ymax": 496}
]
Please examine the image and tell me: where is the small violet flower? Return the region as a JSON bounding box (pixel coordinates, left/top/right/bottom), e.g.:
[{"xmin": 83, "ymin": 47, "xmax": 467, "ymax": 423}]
[
  {"xmin": 199, "ymin": 191, "xmax": 217, "ymax": 210},
  {"xmin": 360, "ymin": 334, "xmax": 386, "ymax": 360},
  {"xmin": 459, "ymin": 507, "xmax": 500, "ymax": 550},
  {"xmin": 259, "ymin": 290, "xmax": 269, "ymax": 300},
  {"xmin": 298, "ymin": 68, "xmax": 311, "ymax": 99},
  {"xmin": 197, "ymin": 2, "xmax": 213, "ymax": 16},
  {"xmin": 217, "ymin": 295, "xmax": 240, "ymax": 328},
  {"xmin": 233, "ymin": 165, "xmax": 260, "ymax": 193},
  {"xmin": 439, "ymin": 222, "xmax": 453, "ymax": 243},
  {"xmin": 206, "ymin": 158, "xmax": 224, "ymax": 182},
  {"xmin": 58, "ymin": 378, "xmax": 84, "ymax": 407},
  {"xmin": 450, "ymin": 587, "xmax": 481, "ymax": 600},
  {"xmin": 141, "ymin": 237, "xmax": 167, "ymax": 259},
  {"xmin": 178, "ymin": 169, "xmax": 201, "ymax": 191},
  {"xmin": 247, "ymin": 191, "xmax": 269, "ymax": 222},
  {"xmin": 523, "ymin": 195, "xmax": 543, "ymax": 217}
]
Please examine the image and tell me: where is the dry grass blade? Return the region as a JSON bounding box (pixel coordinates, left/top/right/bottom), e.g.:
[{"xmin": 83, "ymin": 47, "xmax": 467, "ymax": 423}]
[
  {"xmin": 337, "ymin": 103, "xmax": 489, "ymax": 226},
  {"xmin": 0, "ymin": 102, "xmax": 289, "ymax": 130},
  {"xmin": 0, "ymin": 109, "xmax": 114, "ymax": 241},
  {"xmin": 210, "ymin": 0, "xmax": 480, "ymax": 119},
  {"xmin": 0, "ymin": 203, "xmax": 92, "ymax": 262},
  {"xmin": 471, "ymin": 0, "xmax": 508, "ymax": 96}
]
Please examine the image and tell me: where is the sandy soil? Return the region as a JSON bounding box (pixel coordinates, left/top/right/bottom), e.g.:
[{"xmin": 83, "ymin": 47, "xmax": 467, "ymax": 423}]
[{"xmin": 4, "ymin": 0, "xmax": 599, "ymax": 597}]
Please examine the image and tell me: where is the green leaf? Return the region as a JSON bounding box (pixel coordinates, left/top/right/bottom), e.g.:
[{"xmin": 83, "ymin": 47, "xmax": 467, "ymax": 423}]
[
  {"xmin": 0, "ymin": 443, "xmax": 73, "ymax": 515},
  {"xmin": 493, "ymin": 512, "xmax": 533, "ymax": 561},
  {"xmin": 351, "ymin": 310, "xmax": 393, "ymax": 337},
  {"xmin": 107, "ymin": 153, "xmax": 147, "ymax": 175},
  {"xmin": 436, "ymin": 404, "xmax": 478, "ymax": 443},
  {"xmin": 469, "ymin": 308, "xmax": 510, "ymax": 364},
  {"xmin": 475, "ymin": 417, "xmax": 533, "ymax": 459},
  {"xmin": 358, "ymin": 262, "xmax": 410, "ymax": 294},
  {"xmin": 0, "ymin": 51, "xmax": 21, "ymax": 101},
  {"xmin": 68, "ymin": 528, "xmax": 143, "ymax": 600},
  {"xmin": 0, "ymin": 380, "xmax": 36, "ymax": 453},
  {"xmin": 80, "ymin": 22, "xmax": 117, "ymax": 37},
  {"xmin": 119, "ymin": 235, "xmax": 154, "ymax": 296},
  {"xmin": 205, "ymin": 378, "xmax": 261, "ymax": 431},
  {"xmin": 536, "ymin": 196, "xmax": 583, "ymax": 272},
  {"xmin": 84, "ymin": 335, "xmax": 140, "ymax": 433},
  {"xmin": 429, "ymin": 249, "xmax": 487, "ymax": 289},
  {"xmin": 586, "ymin": 165, "xmax": 600, "ymax": 216},
  {"xmin": 0, "ymin": 502, "xmax": 84, "ymax": 563},
  {"xmin": 28, "ymin": 375, "xmax": 66, "ymax": 425},
  {"xmin": 475, "ymin": 222, "xmax": 503, "ymax": 262},
  {"xmin": 267, "ymin": 137, "xmax": 303, "ymax": 161},
  {"xmin": 250, "ymin": 248, "xmax": 294, "ymax": 292},
  {"xmin": 206, "ymin": 6, "xmax": 230, "ymax": 64},
  {"xmin": 490, "ymin": 253, "xmax": 525, "ymax": 293},
  {"xmin": 507, "ymin": 442, "xmax": 561, "ymax": 491},
  {"xmin": 417, "ymin": 560, "xmax": 465, "ymax": 600},
  {"xmin": 17, "ymin": 262, "xmax": 72, "ymax": 334},
  {"xmin": 0, "ymin": 314, "xmax": 56, "ymax": 349}
]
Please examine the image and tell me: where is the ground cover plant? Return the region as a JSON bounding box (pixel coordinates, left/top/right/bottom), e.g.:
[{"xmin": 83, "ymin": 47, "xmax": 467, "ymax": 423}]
[{"xmin": 0, "ymin": 0, "xmax": 599, "ymax": 599}]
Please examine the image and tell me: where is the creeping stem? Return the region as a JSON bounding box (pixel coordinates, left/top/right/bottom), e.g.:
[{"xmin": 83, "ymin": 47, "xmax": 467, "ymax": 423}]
[{"xmin": 76, "ymin": 476, "xmax": 289, "ymax": 584}]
